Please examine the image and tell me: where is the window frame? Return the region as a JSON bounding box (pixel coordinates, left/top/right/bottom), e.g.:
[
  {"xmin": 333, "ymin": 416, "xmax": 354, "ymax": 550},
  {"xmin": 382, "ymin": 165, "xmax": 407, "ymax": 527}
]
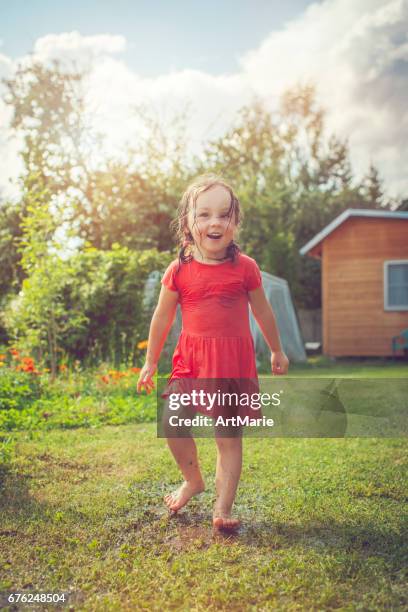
[{"xmin": 383, "ymin": 259, "xmax": 408, "ymax": 311}]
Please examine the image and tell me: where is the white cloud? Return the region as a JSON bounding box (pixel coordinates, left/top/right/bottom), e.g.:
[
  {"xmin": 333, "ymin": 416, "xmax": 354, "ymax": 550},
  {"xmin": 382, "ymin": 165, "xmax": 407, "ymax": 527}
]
[
  {"xmin": 1, "ymin": 1, "xmax": 407, "ymax": 201},
  {"xmin": 32, "ymin": 31, "xmax": 126, "ymax": 69},
  {"xmin": 239, "ymin": 0, "xmax": 408, "ymax": 197},
  {"xmin": 84, "ymin": 58, "xmax": 251, "ymax": 157}
]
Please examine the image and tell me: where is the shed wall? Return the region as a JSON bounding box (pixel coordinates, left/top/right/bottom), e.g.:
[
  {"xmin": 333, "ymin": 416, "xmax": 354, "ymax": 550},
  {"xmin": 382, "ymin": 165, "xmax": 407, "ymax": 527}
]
[{"xmin": 322, "ymin": 217, "xmax": 408, "ymax": 356}]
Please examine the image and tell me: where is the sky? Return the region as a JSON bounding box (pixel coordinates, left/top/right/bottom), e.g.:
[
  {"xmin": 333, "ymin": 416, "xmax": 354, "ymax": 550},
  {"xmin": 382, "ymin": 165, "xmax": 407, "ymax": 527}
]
[
  {"xmin": 0, "ymin": 0, "xmax": 315, "ymax": 76},
  {"xmin": 0, "ymin": 0, "xmax": 407, "ymax": 201}
]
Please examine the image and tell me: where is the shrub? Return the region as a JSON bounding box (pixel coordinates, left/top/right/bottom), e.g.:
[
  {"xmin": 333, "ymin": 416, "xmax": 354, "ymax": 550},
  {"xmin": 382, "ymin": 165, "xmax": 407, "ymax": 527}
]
[
  {"xmin": 0, "ymin": 367, "xmax": 42, "ymax": 411},
  {"xmin": 2, "ymin": 245, "xmax": 174, "ymax": 369}
]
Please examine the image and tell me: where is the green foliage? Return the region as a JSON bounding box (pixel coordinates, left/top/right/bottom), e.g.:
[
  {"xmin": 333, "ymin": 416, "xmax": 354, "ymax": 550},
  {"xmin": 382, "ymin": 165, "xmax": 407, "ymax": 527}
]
[
  {"xmin": 1, "ymin": 359, "xmax": 405, "ymax": 433},
  {"xmin": 0, "ymin": 200, "xmax": 27, "ymax": 343},
  {"xmin": 0, "ymin": 364, "xmax": 156, "ymax": 432},
  {"xmin": 0, "ymin": 200, "xmax": 26, "ymax": 292},
  {"xmin": 0, "ymin": 368, "xmax": 42, "ymax": 411},
  {"xmin": 0, "ymin": 393, "xmax": 156, "ymax": 432},
  {"xmin": 2, "ymin": 245, "xmax": 173, "ymax": 368}
]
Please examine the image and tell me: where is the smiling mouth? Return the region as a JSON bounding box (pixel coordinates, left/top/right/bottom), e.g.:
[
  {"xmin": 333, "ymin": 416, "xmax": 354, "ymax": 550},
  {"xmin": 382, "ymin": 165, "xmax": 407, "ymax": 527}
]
[{"xmin": 207, "ymin": 233, "xmax": 222, "ymax": 239}]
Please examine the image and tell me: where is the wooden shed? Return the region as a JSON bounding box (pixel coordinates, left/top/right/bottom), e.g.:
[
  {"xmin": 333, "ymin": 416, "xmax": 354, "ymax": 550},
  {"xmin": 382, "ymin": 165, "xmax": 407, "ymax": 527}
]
[{"xmin": 299, "ymin": 209, "xmax": 408, "ymax": 357}]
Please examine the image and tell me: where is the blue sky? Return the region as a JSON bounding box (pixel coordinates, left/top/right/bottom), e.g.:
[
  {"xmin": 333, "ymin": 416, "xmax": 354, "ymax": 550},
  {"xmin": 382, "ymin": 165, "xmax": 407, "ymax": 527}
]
[{"xmin": 0, "ymin": 0, "xmax": 315, "ymax": 76}]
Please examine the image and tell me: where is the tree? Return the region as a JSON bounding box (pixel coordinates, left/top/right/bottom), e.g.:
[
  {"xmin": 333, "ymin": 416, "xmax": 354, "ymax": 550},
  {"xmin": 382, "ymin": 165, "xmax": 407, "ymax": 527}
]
[
  {"xmin": 396, "ymin": 198, "xmax": 408, "ymax": 211},
  {"xmin": 3, "ymin": 59, "xmax": 88, "ymax": 196},
  {"xmin": 2, "ymin": 245, "xmax": 172, "ymax": 368},
  {"xmin": 192, "ymin": 84, "xmax": 391, "ymax": 308},
  {"xmin": 360, "ymin": 163, "xmax": 385, "ymax": 209},
  {"xmin": 0, "ymin": 200, "xmax": 26, "ymax": 343}
]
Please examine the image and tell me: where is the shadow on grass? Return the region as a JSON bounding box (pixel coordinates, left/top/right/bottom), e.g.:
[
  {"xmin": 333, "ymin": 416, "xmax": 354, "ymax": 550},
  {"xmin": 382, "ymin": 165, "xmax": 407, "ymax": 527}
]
[
  {"xmin": 101, "ymin": 484, "xmax": 407, "ymax": 574},
  {"xmin": 1, "ymin": 465, "xmax": 44, "ymax": 522},
  {"xmin": 239, "ymin": 519, "xmax": 407, "ymax": 562},
  {"xmin": 0, "ymin": 462, "xmax": 93, "ymax": 534}
]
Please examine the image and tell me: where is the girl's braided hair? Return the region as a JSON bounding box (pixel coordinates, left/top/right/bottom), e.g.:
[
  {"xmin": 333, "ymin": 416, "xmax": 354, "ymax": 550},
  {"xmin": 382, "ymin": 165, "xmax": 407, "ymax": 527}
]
[{"xmin": 170, "ymin": 173, "xmax": 243, "ymax": 266}]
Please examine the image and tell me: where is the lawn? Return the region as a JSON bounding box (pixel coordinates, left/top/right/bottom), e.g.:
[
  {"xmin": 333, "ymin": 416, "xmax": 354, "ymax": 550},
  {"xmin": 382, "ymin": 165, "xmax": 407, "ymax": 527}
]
[
  {"xmin": 262, "ymin": 354, "xmax": 408, "ymax": 377},
  {"xmin": 0, "ymin": 359, "xmax": 407, "ymax": 610}
]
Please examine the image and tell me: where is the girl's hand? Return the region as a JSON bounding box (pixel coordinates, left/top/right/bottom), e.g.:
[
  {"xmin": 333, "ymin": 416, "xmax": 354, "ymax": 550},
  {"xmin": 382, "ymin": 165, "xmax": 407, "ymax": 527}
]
[
  {"xmin": 271, "ymin": 350, "xmax": 289, "ymax": 375},
  {"xmin": 137, "ymin": 362, "xmax": 157, "ymax": 394}
]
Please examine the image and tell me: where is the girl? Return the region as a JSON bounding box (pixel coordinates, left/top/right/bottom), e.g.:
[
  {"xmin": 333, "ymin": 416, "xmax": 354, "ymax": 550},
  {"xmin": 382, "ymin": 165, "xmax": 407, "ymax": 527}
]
[{"xmin": 137, "ymin": 174, "xmax": 289, "ymax": 531}]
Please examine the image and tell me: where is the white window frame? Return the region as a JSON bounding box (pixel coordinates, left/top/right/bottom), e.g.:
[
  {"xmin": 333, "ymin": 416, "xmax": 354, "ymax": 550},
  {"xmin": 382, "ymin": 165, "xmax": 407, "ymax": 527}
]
[{"xmin": 384, "ymin": 260, "xmax": 408, "ymax": 311}]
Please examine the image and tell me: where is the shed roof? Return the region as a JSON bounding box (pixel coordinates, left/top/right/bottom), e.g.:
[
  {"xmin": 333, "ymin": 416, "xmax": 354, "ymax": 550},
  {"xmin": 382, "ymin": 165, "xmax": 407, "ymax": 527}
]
[{"xmin": 299, "ymin": 208, "xmax": 408, "ymax": 257}]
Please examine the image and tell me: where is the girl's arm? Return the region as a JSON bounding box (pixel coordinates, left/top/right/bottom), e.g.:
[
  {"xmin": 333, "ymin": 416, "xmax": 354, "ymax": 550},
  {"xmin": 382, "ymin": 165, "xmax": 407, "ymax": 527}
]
[
  {"xmin": 248, "ymin": 286, "xmax": 289, "ymax": 375},
  {"xmin": 137, "ymin": 285, "xmax": 179, "ymax": 393}
]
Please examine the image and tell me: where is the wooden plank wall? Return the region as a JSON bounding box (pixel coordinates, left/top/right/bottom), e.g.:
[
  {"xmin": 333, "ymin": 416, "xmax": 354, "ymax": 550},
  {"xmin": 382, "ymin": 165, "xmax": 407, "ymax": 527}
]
[{"xmin": 322, "ymin": 217, "xmax": 408, "ymax": 356}]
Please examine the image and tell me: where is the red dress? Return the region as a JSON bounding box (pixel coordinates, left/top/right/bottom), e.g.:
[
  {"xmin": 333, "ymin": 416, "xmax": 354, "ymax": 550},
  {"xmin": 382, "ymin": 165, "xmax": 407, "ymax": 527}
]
[{"xmin": 161, "ymin": 252, "xmax": 263, "ymax": 419}]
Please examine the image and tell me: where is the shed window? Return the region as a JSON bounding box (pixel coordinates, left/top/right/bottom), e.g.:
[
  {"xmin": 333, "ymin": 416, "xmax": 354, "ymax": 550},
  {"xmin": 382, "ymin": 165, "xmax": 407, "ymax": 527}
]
[{"xmin": 384, "ymin": 260, "xmax": 408, "ymax": 310}]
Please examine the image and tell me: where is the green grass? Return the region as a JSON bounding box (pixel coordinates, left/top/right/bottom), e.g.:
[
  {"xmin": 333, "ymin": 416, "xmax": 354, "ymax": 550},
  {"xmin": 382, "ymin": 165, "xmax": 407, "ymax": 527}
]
[
  {"xmin": 1, "ymin": 358, "xmax": 407, "ymax": 609},
  {"xmin": 259, "ymin": 355, "xmax": 408, "ymax": 377},
  {"xmin": 1, "ymin": 425, "xmax": 407, "ymax": 610}
]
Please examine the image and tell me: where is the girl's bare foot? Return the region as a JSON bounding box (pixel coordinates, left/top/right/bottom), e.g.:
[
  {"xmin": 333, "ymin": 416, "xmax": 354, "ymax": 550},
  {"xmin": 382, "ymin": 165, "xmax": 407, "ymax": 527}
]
[
  {"xmin": 164, "ymin": 479, "xmax": 205, "ymax": 513},
  {"xmin": 212, "ymin": 507, "xmax": 241, "ymax": 531}
]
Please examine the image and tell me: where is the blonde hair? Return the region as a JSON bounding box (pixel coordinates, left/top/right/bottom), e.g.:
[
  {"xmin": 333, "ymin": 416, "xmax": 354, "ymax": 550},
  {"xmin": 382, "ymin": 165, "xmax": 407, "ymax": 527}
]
[{"xmin": 170, "ymin": 173, "xmax": 243, "ymax": 264}]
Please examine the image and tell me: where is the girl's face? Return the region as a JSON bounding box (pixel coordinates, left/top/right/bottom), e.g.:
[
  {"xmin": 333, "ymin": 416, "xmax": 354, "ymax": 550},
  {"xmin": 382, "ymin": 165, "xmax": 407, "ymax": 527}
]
[{"xmin": 187, "ymin": 185, "xmax": 237, "ymax": 258}]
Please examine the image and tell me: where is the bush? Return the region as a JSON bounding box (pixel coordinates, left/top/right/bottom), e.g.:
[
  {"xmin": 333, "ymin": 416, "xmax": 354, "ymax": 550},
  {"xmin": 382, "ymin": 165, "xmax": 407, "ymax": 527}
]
[
  {"xmin": 2, "ymin": 245, "xmax": 175, "ymax": 368},
  {"xmin": 0, "ymin": 367, "xmax": 42, "ymax": 411}
]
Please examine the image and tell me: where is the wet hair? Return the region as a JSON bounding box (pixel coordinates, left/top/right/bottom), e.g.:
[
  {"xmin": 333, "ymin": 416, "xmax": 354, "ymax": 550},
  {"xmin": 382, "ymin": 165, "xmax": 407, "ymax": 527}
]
[{"xmin": 169, "ymin": 173, "xmax": 243, "ymax": 267}]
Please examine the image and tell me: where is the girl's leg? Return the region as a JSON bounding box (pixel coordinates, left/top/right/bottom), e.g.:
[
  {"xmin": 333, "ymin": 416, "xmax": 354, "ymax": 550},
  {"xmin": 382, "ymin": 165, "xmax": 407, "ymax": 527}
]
[
  {"xmin": 162, "ymin": 401, "xmax": 205, "ymax": 512},
  {"xmin": 164, "ymin": 437, "xmax": 205, "ymax": 512},
  {"xmin": 213, "ymin": 432, "xmax": 242, "ymax": 530}
]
